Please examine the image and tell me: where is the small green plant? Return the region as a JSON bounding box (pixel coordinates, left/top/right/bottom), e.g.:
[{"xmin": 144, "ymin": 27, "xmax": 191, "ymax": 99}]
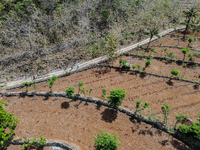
[
  {"xmin": 167, "ymin": 52, "xmax": 175, "ymax": 59},
  {"xmin": 188, "ymin": 37, "xmax": 196, "ymax": 47},
  {"xmin": 188, "ymin": 53, "xmax": 194, "ymax": 62},
  {"xmin": 32, "ymin": 82, "xmax": 37, "ymax": 92},
  {"xmin": 182, "ymin": 48, "xmax": 190, "ymax": 61},
  {"xmin": 77, "ymin": 81, "xmax": 84, "ymax": 94},
  {"xmin": 136, "ymin": 64, "xmax": 141, "ymax": 72},
  {"xmin": 22, "ymin": 82, "xmax": 31, "ymax": 92},
  {"xmin": 132, "ymin": 65, "xmax": 137, "ymax": 70},
  {"xmin": 94, "ymin": 130, "xmax": 120, "ymax": 150},
  {"xmin": 150, "ymin": 47, "xmax": 155, "ymax": 55},
  {"xmin": 80, "ymin": 86, "xmax": 86, "ymax": 96},
  {"xmin": 0, "ymin": 101, "xmax": 19, "ymax": 148},
  {"xmin": 22, "ymin": 135, "xmax": 46, "ymax": 150},
  {"xmin": 175, "ymin": 113, "xmax": 189, "ymax": 128},
  {"xmin": 171, "ymin": 69, "xmax": 180, "ymax": 78},
  {"xmin": 101, "ymin": 87, "xmax": 107, "ymax": 100},
  {"xmin": 89, "ymin": 88, "xmax": 93, "ymax": 97},
  {"xmin": 48, "ymin": 75, "xmax": 58, "ymax": 92},
  {"xmin": 65, "ymin": 86, "xmax": 75, "ymax": 96},
  {"xmin": 141, "ymin": 50, "xmax": 146, "ymax": 56},
  {"xmin": 164, "ymin": 48, "xmax": 168, "ymax": 53},
  {"xmin": 145, "ymin": 59, "xmax": 152, "ymax": 68},
  {"xmin": 135, "ymin": 100, "xmax": 150, "ymax": 117},
  {"xmin": 161, "ymin": 103, "xmax": 171, "ymax": 124},
  {"xmin": 119, "ymin": 58, "xmax": 127, "ymax": 67},
  {"xmin": 107, "ymin": 88, "xmax": 126, "ymax": 108}
]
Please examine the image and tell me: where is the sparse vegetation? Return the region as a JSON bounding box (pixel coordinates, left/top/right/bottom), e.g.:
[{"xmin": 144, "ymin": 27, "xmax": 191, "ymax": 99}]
[
  {"xmin": 101, "ymin": 88, "xmax": 107, "ymax": 100},
  {"xmin": 182, "ymin": 48, "xmax": 190, "ymax": 61}
]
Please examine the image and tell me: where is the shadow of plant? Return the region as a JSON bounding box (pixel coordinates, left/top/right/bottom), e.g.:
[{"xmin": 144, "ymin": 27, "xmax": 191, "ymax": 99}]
[
  {"xmin": 101, "ymin": 108, "xmax": 118, "ymax": 123},
  {"xmin": 61, "ymin": 101, "xmax": 70, "ymax": 109},
  {"xmin": 166, "ymin": 79, "xmax": 174, "ymax": 86}
]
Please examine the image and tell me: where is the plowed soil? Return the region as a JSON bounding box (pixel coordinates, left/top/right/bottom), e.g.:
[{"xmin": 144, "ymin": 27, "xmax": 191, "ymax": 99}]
[
  {"xmin": 11, "ymin": 68, "xmax": 200, "ymax": 125},
  {"xmin": 2, "ymin": 96, "xmax": 191, "ymax": 150}
]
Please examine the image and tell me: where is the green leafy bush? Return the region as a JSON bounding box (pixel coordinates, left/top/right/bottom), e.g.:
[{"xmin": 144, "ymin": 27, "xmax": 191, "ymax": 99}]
[
  {"xmin": 48, "ymin": 75, "xmax": 58, "ymax": 92},
  {"xmin": 171, "ymin": 69, "xmax": 180, "ymax": 78},
  {"xmin": 22, "ymin": 82, "xmax": 31, "ymax": 92},
  {"xmin": 178, "ymin": 120, "xmax": 200, "ymax": 140},
  {"xmin": 167, "ymin": 52, "xmax": 175, "ymax": 59},
  {"xmin": 107, "ymin": 88, "xmax": 126, "ymax": 107},
  {"xmin": 65, "ymin": 86, "xmax": 75, "ymax": 96},
  {"xmin": 0, "ymin": 101, "xmax": 19, "ymax": 148},
  {"xmin": 94, "ymin": 130, "xmax": 120, "ymax": 150}
]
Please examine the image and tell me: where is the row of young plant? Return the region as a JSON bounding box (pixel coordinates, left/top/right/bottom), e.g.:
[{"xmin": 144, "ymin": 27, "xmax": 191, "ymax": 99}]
[
  {"xmin": 119, "ymin": 56, "xmax": 200, "ymax": 82},
  {"xmin": 136, "ymin": 45, "xmax": 199, "ymax": 62}
]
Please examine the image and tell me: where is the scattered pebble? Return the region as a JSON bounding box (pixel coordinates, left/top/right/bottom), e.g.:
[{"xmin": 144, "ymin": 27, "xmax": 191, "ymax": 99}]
[
  {"xmin": 53, "ymin": 98, "xmax": 57, "ymax": 101},
  {"xmin": 32, "ymin": 98, "xmax": 38, "ymax": 101},
  {"xmin": 27, "ymin": 133, "xmax": 31, "ymax": 136},
  {"xmin": 8, "ymin": 100, "xmax": 12, "ymax": 103}
]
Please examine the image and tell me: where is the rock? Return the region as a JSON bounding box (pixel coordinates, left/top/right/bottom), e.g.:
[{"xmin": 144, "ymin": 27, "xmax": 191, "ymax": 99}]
[
  {"xmin": 53, "ymin": 98, "xmax": 57, "ymax": 101},
  {"xmin": 50, "ymin": 146, "xmax": 64, "ymax": 150},
  {"xmin": 8, "ymin": 100, "xmax": 12, "ymax": 103}
]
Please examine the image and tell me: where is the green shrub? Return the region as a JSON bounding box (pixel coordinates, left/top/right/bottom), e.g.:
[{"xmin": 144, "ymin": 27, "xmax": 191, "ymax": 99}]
[
  {"xmin": 22, "ymin": 82, "xmax": 31, "ymax": 92},
  {"xmin": 171, "ymin": 69, "xmax": 180, "ymax": 78},
  {"xmin": 107, "ymin": 88, "xmax": 126, "ymax": 107},
  {"xmin": 94, "ymin": 130, "xmax": 120, "ymax": 150},
  {"xmin": 182, "ymin": 48, "xmax": 190, "ymax": 61},
  {"xmin": 77, "ymin": 81, "xmax": 84, "ymax": 94},
  {"xmin": 175, "ymin": 113, "xmax": 189, "ymax": 127},
  {"xmin": 48, "ymin": 75, "xmax": 58, "ymax": 92},
  {"xmin": 178, "ymin": 121, "xmax": 200, "ymax": 140},
  {"xmin": 0, "ymin": 101, "xmax": 19, "ymax": 148},
  {"xmin": 65, "ymin": 86, "xmax": 75, "ymax": 96},
  {"xmin": 80, "ymin": 86, "xmax": 86, "ymax": 96}
]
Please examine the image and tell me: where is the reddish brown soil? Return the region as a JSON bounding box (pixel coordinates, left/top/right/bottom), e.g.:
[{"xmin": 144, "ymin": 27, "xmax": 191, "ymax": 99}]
[
  {"xmin": 172, "ymin": 30, "xmax": 200, "ymax": 38},
  {"xmin": 114, "ymin": 56, "xmax": 200, "ymax": 81},
  {"xmin": 131, "ymin": 30, "xmax": 200, "ymax": 61},
  {"xmin": 2, "ymin": 96, "xmax": 191, "ymax": 150},
  {"xmin": 11, "ymin": 68, "xmax": 200, "ymax": 125}
]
